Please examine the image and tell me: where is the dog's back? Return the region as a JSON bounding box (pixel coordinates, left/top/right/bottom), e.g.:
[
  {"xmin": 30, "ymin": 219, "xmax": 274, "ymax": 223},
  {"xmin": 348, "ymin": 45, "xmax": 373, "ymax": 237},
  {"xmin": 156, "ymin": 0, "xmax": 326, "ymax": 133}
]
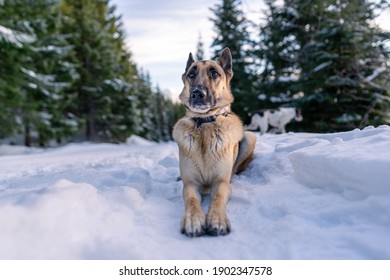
[
  {"xmin": 245, "ymin": 110, "xmax": 269, "ymax": 134},
  {"xmin": 246, "ymin": 107, "xmax": 303, "ymax": 134}
]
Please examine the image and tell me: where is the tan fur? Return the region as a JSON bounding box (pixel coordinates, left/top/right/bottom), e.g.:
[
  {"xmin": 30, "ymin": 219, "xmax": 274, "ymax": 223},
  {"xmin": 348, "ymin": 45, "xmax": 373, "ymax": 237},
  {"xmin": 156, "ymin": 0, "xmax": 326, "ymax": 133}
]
[{"xmin": 172, "ymin": 48, "xmax": 256, "ymax": 237}]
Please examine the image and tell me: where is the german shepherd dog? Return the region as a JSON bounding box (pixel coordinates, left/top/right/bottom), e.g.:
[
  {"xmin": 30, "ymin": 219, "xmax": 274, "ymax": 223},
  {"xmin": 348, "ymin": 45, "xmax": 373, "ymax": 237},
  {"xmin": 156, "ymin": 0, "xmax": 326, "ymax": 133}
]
[{"xmin": 173, "ymin": 48, "xmax": 256, "ymax": 237}]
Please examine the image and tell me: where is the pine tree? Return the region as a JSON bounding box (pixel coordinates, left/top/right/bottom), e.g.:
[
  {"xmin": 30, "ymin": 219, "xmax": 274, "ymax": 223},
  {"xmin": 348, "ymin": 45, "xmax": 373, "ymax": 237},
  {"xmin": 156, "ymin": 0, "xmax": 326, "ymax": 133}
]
[
  {"xmin": 61, "ymin": 0, "xmax": 140, "ymax": 142},
  {"xmin": 93, "ymin": 3, "xmax": 141, "ymax": 142},
  {"xmin": 299, "ymin": 0, "xmax": 390, "ymax": 130},
  {"xmin": 1, "ymin": 0, "xmax": 77, "ymax": 146},
  {"xmin": 210, "ymin": 0, "xmax": 256, "ymax": 122},
  {"xmin": 134, "ymin": 70, "xmax": 156, "ymax": 140},
  {"xmin": 61, "ymin": 0, "xmax": 109, "ymax": 141},
  {"xmin": 0, "ymin": 6, "xmax": 32, "ymax": 139},
  {"xmin": 256, "ymin": 0, "xmax": 390, "ymax": 131},
  {"xmin": 254, "ymin": 0, "xmax": 302, "ymax": 110},
  {"xmin": 195, "ymin": 32, "xmax": 205, "ymax": 60},
  {"xmin": 1, "ymin": 0, "xmax": 177, "ymax": 145},
  {"xmin": 28, "ymin": 0, "xmax": 78, "ymax": 146}
]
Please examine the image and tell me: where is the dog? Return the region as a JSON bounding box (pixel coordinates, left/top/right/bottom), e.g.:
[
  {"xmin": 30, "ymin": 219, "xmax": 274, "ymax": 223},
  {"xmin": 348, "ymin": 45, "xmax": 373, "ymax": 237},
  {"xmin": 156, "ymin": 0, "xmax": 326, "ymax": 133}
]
[
  {"xmin": 172, "ymin": 48, "xmax": 256, "ymax": 237},
  {"xmin": 245, "ymin": 107, "xmax": 303, "ymax": 134}
]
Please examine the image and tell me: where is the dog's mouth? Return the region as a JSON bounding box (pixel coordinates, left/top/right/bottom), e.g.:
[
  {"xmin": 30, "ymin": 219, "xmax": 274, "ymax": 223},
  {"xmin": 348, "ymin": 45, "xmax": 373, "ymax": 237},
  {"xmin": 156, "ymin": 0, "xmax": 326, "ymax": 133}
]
[
  {"xmin": 188, "ymin": 103, "xmax": 214, "ymax": 113},
  {"xmin": 188, "ymin": 86, "xmax": 215, "ymax": 113}
]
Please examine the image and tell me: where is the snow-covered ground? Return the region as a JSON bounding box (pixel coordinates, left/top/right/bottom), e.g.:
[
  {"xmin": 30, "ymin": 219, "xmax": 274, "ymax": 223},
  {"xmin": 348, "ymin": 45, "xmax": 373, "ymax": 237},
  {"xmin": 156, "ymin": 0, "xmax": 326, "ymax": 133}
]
[{"xmin": 0, "ymin": 126, "xmax": 389, "ymax": 259}]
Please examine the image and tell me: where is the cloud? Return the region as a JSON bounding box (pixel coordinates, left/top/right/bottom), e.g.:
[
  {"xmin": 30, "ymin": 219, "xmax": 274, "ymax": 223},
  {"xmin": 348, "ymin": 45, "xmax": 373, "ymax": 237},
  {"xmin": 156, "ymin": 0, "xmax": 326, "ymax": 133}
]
[
  {"xmin": 111, "ymin": 0, "xmax": 265, "ymax": 96},
  {"xmin": 111, "ymin": 0, "xmax": 223, "ymax": 96}
]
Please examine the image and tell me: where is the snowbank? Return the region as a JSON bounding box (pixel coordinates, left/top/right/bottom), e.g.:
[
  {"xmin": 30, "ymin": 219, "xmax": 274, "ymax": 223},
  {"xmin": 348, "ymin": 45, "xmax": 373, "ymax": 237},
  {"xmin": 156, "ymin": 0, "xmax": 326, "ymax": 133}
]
[
  {"xmin": 0, "ymin": 127, "xmax": 389, "ymax": 259},
  {"xmin": 0, "ymin": 144, "xmax": 42, "ymax": 156},
  {"xmin": 289, "ymin": 126, "xmax": 390, "ymax": 196},
  {"xmin": 126, "ymin": 135, "xmax": 155, "ymax": 146}
]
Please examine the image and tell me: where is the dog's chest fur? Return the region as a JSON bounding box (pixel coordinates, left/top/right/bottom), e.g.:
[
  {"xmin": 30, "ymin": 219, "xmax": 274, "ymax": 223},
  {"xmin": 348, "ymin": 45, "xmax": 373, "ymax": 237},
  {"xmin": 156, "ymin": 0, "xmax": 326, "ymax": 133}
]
[
  {"xmin": 173, "ymin": 114, "xmax": 244, "ymax": 165},
  {"xmin": 188, "ymin": 122, "xmax": 224, "ymax": 156}
]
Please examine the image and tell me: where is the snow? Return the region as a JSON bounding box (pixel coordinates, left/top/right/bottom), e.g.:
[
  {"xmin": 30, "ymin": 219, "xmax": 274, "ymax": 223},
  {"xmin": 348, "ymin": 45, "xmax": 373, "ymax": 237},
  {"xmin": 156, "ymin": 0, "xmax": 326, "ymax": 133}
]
[
  {"xmin": 126, "ymin": 135, "xmax": 155, "ymax": 146},
  {"xmin": 0, "ymin": 24, "xmax": 35, "ymax": 47},
  {"xmin": 365, "ymin": 67, "xmax": 388, "ymax": 82},
  {"xmin": 277, "ymin": 76, "xmax": 298, "ymax": 82},
  {"xmin": 0, "ymin": 145, "xmax": 42, "ymax": 156},
  {"xmin": 286, "ymin": 7, "xmax": 299, "ymax": 18},
  {"xmin": 290, "ymin": 126, "xmax": 390, "ymax": 196},
  {"xmin": 0, "ymin": 126, "xmax": 389, "ymax": 259},
  {"xmin": 313, "ymin": 61, "xmax": 332, "ymax": 72}
]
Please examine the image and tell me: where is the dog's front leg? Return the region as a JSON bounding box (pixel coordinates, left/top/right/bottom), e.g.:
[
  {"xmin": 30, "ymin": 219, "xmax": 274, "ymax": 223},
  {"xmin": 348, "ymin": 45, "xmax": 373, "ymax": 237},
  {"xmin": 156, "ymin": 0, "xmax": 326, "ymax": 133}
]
[
  {"xmin": 181, "ymin": 183, "xmax": 206, "ymax": 237},
  {"xmin": 206, "ymin": 181, "xmax": 232, "ymax": 236}
]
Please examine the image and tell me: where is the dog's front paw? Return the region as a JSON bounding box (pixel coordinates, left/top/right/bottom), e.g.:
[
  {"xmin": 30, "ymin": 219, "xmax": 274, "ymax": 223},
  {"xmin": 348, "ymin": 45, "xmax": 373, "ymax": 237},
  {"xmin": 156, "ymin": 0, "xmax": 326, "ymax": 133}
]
[
  {"xmin": 181, "ymin": 208, "xmax": 206, "ymax": 237},
  {"xmin": 206, "ymin": 209, "xmax": 231, "ymax": 236}
]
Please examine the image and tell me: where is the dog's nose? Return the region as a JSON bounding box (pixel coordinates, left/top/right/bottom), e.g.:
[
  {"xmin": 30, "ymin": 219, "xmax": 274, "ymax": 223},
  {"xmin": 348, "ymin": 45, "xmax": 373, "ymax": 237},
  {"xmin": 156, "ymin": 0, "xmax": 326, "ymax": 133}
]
[{"xmin": 191, "ymin": 87, "xmax": 205, "ymax": 100}]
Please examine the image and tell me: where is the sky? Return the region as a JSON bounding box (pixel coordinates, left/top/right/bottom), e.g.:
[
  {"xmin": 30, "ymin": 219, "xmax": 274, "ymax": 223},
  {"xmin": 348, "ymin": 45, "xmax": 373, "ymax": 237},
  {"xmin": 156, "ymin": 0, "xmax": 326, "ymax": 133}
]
[
  {"xmin": 110, "ymin": 0, "xmax": 264, "ymax": 99},
  {"xmin": 110, "ymin": 0, "xmax": 390, "ymax": 100}
]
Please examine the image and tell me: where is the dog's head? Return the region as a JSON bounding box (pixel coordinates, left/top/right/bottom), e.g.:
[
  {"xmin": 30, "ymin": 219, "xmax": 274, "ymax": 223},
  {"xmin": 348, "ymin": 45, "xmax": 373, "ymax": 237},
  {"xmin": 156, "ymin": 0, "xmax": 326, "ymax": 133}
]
[{"xmin": 179, "ymin": 47, "xmax": 234, "ymax": 115}]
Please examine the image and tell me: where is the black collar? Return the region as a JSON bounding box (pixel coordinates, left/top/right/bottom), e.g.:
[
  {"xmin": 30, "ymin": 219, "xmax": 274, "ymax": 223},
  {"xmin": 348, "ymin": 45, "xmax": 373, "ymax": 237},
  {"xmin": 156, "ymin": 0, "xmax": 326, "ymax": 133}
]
[
  {"xmin": 192, "ymin": 116, "xmax": 217, "ymax": 128},
  {"xmin": 191, "ymin": 106, "xmax": 231, "ymax": 128}
]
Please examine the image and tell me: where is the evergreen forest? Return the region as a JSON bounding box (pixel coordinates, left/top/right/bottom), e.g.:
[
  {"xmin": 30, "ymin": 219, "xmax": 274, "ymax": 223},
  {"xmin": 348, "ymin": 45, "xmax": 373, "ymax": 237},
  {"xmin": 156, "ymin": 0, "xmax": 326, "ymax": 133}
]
[
  {"xmin": 208, "ymin": 0, "xmax": 390, "ymax": 130},
  {"xmin": 1, "ymin": 0, "xmax": 389, "ymax": 147},
  {"xmin": 0, "ymin": 0, "xmax": 183, "ymax": 146}
]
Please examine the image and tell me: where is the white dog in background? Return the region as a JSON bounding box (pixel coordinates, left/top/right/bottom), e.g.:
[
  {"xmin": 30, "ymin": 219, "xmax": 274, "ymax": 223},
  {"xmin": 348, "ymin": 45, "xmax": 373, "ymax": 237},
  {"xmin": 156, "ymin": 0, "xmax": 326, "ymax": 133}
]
[{"xmin": 245, "ymin": 107, "xmax": 303, "ymax": 134}]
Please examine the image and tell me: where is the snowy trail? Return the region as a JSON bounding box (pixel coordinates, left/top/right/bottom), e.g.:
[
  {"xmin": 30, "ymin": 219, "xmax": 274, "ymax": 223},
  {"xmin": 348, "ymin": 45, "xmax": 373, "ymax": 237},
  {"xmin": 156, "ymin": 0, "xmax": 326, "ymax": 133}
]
[{"xmin": 0, "ymin": 126, "xmax": 389, "ymax": 259}]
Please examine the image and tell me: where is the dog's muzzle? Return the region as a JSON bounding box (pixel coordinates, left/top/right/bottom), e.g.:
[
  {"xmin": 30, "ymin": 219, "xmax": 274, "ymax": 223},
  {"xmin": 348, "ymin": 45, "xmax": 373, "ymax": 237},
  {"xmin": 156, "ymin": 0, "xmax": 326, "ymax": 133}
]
[
  {"xmin": 189, "ymin": 86, "xmax": 214, "ymax": 112},
  {"xmin": 191, "ymin": 86, "xmax": 207, "ymax": 103}
]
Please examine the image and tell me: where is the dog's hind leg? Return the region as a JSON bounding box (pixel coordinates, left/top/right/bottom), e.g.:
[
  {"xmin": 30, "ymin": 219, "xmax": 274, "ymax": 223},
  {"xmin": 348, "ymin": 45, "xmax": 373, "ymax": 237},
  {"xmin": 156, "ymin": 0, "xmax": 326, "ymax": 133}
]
[{"xmin": 233, "ymin": 131, "xmax": 256, "ymax": 175}]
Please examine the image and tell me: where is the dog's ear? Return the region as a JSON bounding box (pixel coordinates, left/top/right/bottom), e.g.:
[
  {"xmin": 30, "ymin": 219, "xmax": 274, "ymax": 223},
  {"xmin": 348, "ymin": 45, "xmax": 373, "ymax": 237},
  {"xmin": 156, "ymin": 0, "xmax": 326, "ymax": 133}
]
[
  {"xmin": 185, "ymin": 52, "xmax": 195, "ymax": 73},
  {"xmin": 218, "ymin": 47, "xmax": 233, "ymax": 77}
]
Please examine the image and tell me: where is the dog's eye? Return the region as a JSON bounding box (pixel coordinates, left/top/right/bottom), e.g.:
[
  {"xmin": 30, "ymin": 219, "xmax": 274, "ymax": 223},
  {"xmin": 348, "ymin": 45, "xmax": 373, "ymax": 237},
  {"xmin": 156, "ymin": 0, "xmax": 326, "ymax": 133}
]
[
  {"xmin": 210, "ymin": 69, "xmax": 219, "ymax": 80},
  {"xmin": 187, "ymin": 69, "xmax": 196, "ymax": 79}
]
